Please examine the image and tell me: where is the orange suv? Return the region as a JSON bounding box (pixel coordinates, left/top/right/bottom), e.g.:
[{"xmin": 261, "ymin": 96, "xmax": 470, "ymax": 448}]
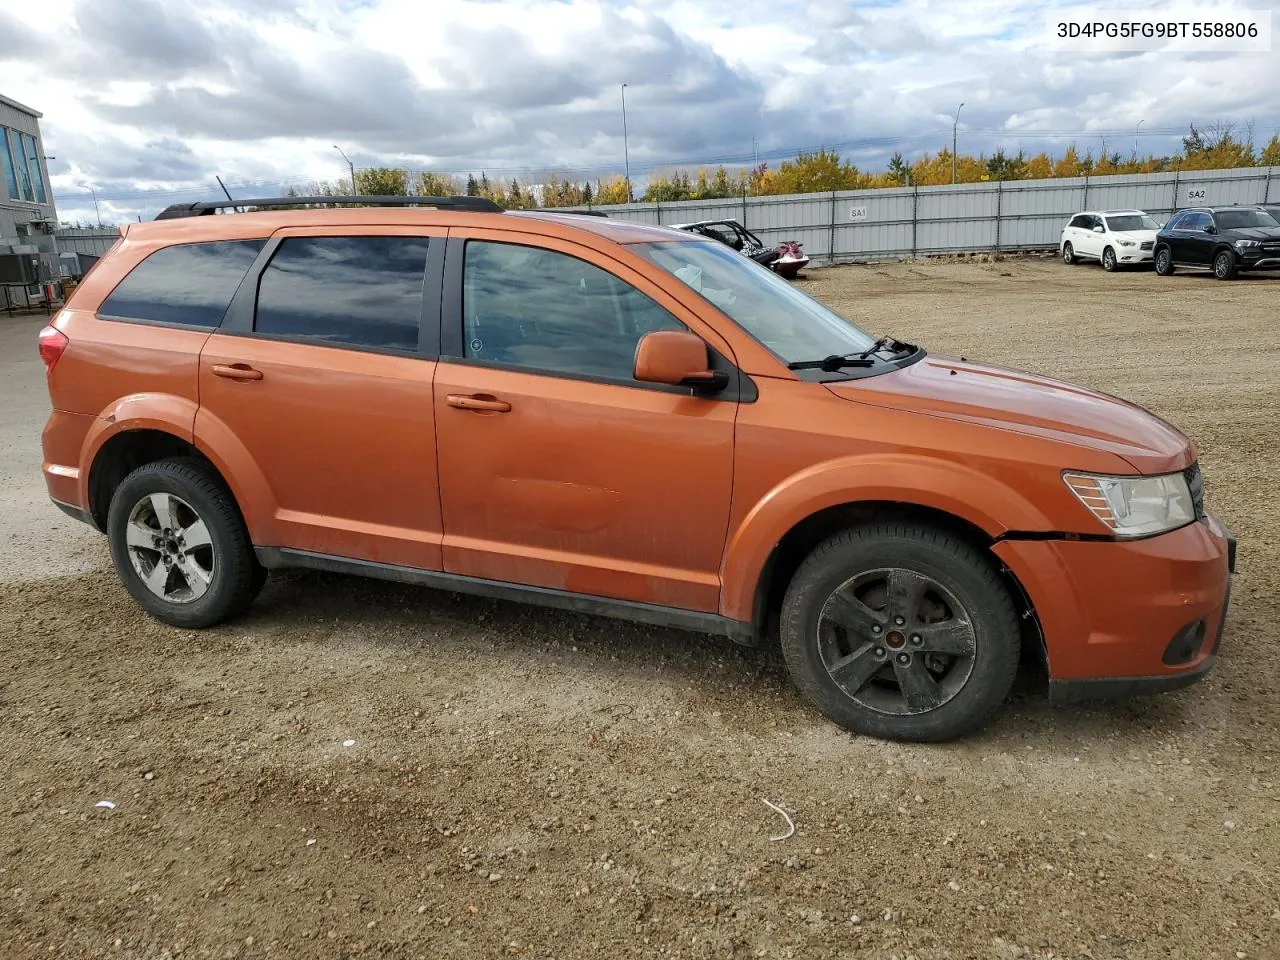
[{"xmin": 38, "ymin": 196, "xmax": 1236, "ymax": 742}]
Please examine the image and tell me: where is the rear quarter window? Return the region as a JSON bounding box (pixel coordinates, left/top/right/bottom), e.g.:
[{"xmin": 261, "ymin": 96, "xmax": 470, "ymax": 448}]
[{"xmin": 98, "ymin": 239, "xmax": 266, "ymax": 327}]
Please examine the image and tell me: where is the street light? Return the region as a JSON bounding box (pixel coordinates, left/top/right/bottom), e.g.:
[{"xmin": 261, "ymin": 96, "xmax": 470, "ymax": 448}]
[
  {"xmin": 952, "ymin": 103, "xmax": 965, "ymax": 184},
  {"xmin": 333, "ymin": 145, "xmax": 357, "ymax": 196},
  {"xmin": 621, "ymin": 84, "xmax": 631, "ymax": 202}
]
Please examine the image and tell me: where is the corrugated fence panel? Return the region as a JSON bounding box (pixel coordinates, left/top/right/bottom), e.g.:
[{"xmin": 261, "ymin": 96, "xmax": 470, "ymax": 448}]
[{"xmin": 564, "ymin": 166, "xmax": 1280, "ymax": 262}]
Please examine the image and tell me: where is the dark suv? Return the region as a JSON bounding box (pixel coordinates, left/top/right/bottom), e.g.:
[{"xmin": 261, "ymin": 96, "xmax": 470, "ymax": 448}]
[{"xmin": 1153, "ymin": 205, "xmax": 1280, "ymax": 280}]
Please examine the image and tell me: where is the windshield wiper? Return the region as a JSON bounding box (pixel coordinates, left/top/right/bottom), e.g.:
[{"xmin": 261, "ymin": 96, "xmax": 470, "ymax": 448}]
[
  {"xmin": 786, "ymin": 354, "xmax": 876, "ymax": 372},
  {"xmin": 857, "ymin": 335, "xmax": 914, "ymax": 359}
]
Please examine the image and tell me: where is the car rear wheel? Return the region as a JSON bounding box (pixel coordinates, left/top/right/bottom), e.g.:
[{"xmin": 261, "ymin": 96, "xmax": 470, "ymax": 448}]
[
  {"xmin": 1154, "ymin": 246, "xmax": 1175, "ymax": 275},
  {"xmin": 779, "ymin": 522, "xmax": 1021, "ymax": 742},
  {"xmin": 1102, "ymin": 247, "xmax": 1117, "ymax": 271},
  {"xmin": 1062, "ymin": 242, "xmax": 1076, "ymax": 265},
  {"xmin": 107, "ymin": 458, "xmax": 260, "ymax": 628},
  {"xmin": 1214, "ymin": 249, "xmax": 1238, "ymax": 280}
]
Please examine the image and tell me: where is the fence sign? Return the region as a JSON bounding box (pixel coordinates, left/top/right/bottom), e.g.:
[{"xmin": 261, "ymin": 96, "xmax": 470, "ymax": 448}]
[
  {"xmin": 1182, "ymin": 186, "xmax": 1209, "ymax": 206},
  {"xmin": 849, "ymin": 206, "xmax": 868, "ymax": 222}
]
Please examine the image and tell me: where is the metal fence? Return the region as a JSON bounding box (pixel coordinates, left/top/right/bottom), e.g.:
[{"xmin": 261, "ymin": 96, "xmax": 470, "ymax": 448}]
[
  {"xmin": 54, "ymin": 227, "xmax": 119, "ymax": 257},
  {"xmin": 570, "ymin": 166, "xmax": 1280, "ymax": 264}
]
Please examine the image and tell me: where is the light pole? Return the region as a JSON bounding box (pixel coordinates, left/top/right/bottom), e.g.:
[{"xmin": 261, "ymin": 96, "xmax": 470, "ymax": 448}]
[
  {"xmin": 952, "ymin": 102, "xmax": 965, "ymax": 184},
  {"xmin": 621, "ymin": 83, "xmax": 631, "ymax": 202},
  {"xmin": 333, "ymin": 145, "xmax": 357, "ymax": 195},
  {"xmin": 1134, "ymin": 119, "xmax": 1144, "ymax": 159}
]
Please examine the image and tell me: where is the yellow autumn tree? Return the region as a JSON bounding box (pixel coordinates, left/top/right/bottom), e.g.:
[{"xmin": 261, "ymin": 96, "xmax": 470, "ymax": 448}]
[
  {"xmin": 354, "ymin": 167, "xmax": 409, "ymax": 195},
  {"xmin": 1260, "ymin": 134, "xmax": 1280, "ymax": 166}
]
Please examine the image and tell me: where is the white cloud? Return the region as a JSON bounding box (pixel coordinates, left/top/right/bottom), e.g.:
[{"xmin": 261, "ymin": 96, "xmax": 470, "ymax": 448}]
[{"xmin": 2, "ymin": 0, "xmax": 1276, "ymax": 224}]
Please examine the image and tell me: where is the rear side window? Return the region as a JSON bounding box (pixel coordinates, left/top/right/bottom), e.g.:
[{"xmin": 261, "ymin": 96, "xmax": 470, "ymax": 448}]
[
  {"xmin": 99, "ymin": 239, "xmax": 265, "ymax": 327},
  {"xmin": 254, "ymin": 236, "xmax": 430, "ymax": 352}
]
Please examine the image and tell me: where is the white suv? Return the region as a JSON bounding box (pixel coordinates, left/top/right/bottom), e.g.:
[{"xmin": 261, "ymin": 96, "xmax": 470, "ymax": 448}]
[{"xmin": 1060, "ymin": 209, "xmax": 1161, "ymax": 271}]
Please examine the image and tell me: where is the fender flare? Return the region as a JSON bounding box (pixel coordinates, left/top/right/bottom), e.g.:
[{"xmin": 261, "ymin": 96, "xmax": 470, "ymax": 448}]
[
  {"xmin": 718, "ymin": 453, "xmax": 1055, "ymax": 622},
  {"xmin": 79, "ymin": 394, "xmax": 199, "ymax": 508}
]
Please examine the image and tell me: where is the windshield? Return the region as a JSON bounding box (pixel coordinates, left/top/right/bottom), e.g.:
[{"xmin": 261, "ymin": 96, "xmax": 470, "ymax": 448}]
[
  {"xmin": 631, "ymin": 239, "xmax": 876, "ymax": 363},
  {"xmin": 1106, "ymin": 214, "xmax": 1159, "ymax": 232},
  {"xmin": 1216, "ymin": 209, "xmax": 1280, "ymax": 230}
]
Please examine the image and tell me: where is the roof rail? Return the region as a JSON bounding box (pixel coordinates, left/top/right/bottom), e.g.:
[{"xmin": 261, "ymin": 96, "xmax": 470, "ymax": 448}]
[{"xmin": 154, "ymin": 195, "xmax": 504, "ymax": 220}]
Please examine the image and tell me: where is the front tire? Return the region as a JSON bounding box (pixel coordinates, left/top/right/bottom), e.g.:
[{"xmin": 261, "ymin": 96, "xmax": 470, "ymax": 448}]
[
  {"xmin": 1214, "ymin": 249, "xmax": 1238, "ymax": 280},
  {"xmin": 1062, "ymin": 242, "xmax": 1076, "ymax": 265},
  {"xmin": 779, "ymin": 523, "xmax": 1021, "ymax": 742},
  {"xmin": 1102, "ymin": 246, "xmax": 1117, "ymax": 272},
  {"xmin": 1154, "ymin": 246, "xmax": 1175, "ymax": 275},
  {"xmin": 107, "ymin": 458, "xmax": 259, "ymax": 628}
]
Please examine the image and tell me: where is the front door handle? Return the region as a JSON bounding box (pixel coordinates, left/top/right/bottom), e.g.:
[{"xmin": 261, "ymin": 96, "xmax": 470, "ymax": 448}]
[
  {"xmin": 211, "ymin": 363, "xmax": 264, "ymax": 382},
  {"xmin": 446, "ymin": 394, "xmax": 511, "ymax": 413}
]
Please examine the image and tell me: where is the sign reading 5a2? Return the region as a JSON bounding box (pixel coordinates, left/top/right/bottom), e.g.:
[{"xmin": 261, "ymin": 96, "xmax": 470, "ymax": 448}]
[{"xmin": 1182, "ymin": 187, "xmax": 1209, "ymax": 205}]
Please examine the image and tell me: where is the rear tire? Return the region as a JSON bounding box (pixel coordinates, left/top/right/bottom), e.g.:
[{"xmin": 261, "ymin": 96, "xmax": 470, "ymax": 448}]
[
  {"xmin": 106, "ymin": 458, "xmax": 259, "ymax": 628},
  {"xmin": 779, "ymin": 522, "xmax": 1021, "ymax": 743},
  {"xmin": 1102, "ymin": 247, "xmax": 1117, "ymax": 272},
  {"xmin": 1154, "ymin": 246, "xmax": 1175, "ymax": 275},
  {"xmin": 1214, "ymin": 249, "xmax": 1238, "ymax": 280},
  {"xmin": 1062, "ymin": 242, "xmax": 1076, "ymax": 265}
]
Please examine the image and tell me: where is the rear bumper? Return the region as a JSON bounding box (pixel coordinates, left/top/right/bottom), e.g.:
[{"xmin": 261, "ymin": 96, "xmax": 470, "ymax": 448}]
[{"xmin": 994, "ymin": 515, "xmax": 1235, "ymax": 696}]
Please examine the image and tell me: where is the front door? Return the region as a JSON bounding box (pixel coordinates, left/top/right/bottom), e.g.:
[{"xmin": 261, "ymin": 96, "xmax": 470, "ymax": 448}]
[
  {"xmin": 1177, "ymin": 212, "xmax": 1213, "ymax": 265},
  {"xmin": 197, "ymin": 227, "xmax": 446, "ymax": 570},
  {"xmin": 432, "ymin": 232, "xmax": 738, "ymax": 613}
]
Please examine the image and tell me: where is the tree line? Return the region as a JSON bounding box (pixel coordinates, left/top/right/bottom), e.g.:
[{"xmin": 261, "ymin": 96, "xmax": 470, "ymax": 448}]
[{"xmin": 278, "ymin": 122, "xmax": 1280, "ymax": 210}]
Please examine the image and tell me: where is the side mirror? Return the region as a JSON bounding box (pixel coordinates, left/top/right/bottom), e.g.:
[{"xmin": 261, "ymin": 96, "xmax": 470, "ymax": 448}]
[
  {"xmin": 1204, "ymin": 223, "xmax": 1217, "ymax": 234},
  {"xmin": 1092, "ymin": 225, "xmax": 1105, "ymax": 233},
  {"xmin": 634, "ymin": 330, "xmax": 729, "ymax": 392}
]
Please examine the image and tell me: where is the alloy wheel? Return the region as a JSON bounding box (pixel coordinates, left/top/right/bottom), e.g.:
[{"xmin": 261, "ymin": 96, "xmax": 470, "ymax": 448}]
[
  {"xmin": 816, "ymin": 567, "xmax": 977, "ymax": 716},
  {"xmin": 124, "ymin": 492, "xmax": 216, "ymax": 603}
]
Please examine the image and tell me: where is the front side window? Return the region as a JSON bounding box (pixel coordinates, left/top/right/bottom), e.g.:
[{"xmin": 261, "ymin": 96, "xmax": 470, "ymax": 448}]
[
  {"xmin": 1105, "ymin": 214, "xmax": 1159, "ymax": 232},
  {"xmin": 1185, "ymin": 213, "xmax": 1211, "ymax": 231},
  {"xmin": 462, "ymin": 241, "xmax": 685, "ymax": 380},
  {"xmin": 632, "ymin": 239, "xmax": 876, "ymax": 365},
  {"xmin": 1068, "ymin": 215, "xmax": 1090, "ymax": 229},
  {"xmin": 1216, "ymin": 208, "xmax": 1279, "ymax": 230},
  {"xmin": 99, "ymin": 239, "xmax": 266, "ymax": 327},
  {"xmin": 255, "ymin": 236, "xmax": 430, "ymax": 352}
]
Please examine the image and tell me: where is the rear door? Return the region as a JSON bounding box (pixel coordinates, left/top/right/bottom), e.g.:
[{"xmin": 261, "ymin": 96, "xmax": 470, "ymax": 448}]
[{"xmin": 196, "ymin": 226, "xmax": 446, "ymax": 569}]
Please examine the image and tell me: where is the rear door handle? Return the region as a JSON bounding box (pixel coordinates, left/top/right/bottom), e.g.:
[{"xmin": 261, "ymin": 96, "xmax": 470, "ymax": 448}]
[
  {"xmin": 211, "ymin": 363, "xmax": 264, "ymax": 382},
  {"xmin": 445, "ymin": 394, "xmax": 511, "ymax": 413}
]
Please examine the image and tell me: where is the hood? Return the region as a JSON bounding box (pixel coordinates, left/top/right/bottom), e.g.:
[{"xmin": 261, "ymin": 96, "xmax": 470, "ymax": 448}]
[
  {"xmin": 1112, "ymin": 229, "xmax": 1158, "ymax": 242},
  {"xmin": 1221, "ymin": 226, "xmax": 1280, "ymax": 241},
  {"xmin": 825, "ymin": 355, "xmax": 1193, "ymax": 474}
]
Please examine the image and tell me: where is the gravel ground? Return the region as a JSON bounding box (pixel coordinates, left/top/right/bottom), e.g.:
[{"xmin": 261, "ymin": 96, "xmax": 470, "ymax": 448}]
[{"xmin": 2, "ymin": 258, "xmax": 1278, "ymax": 960}]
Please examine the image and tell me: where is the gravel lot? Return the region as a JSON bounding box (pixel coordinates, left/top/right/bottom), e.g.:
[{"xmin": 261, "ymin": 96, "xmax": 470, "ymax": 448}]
[{"xmin": 2, "ymin": 258, "xmax": 1278, "ymax": 960}]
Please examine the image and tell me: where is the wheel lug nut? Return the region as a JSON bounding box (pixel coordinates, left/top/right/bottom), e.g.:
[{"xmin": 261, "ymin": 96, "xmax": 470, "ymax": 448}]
[
  {"xmin": 894, "ymin": 616, "xmax": 905, "ymax": 626},
  {"xmin": 871, "ymin": 624, "xmax": 882, "ymax": 635},
  {"xmin": 874, "ymin": 647, "xmax": 886, "ymax": 658},
  {"xmin": 910, "ymin": 635, "xmax": 922, "ymax": 646},
  {"xmin": 896, "ymin": 653, "xmax": 909, "ymax": 664}
]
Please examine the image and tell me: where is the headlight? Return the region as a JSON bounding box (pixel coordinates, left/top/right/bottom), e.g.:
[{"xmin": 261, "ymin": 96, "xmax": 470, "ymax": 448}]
[
  {"xmin": 1235, "ymin": 239, "xmax": 1261, "ymax": 249},
  {"xmin": 1116, "ymin": 239, "xmax": 1135, "ymax": 247},
  {"xmin": 1063, "ymin": 471, "xmax": 1195, "ymax": 538}
]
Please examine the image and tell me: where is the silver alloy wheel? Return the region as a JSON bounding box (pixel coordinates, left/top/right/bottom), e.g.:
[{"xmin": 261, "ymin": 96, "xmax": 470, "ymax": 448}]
[
  {"xmin": 816, "ymin": 567, "xmax": 977, "ymax": 716},
  {"xmin": 124, "ymin": 492, "xmax": 215, "ymax": 603},
  {"xmin": 1062, "ymin": 243, "xmax": 1074, "ymax": 264},
  {"xmin": 1103, "ymin": 248, "xmax": 1116, "ymax": 271},
  {"xmin": 1215, "ymin": 252, "xmax": 1233, "ymax": 279}
]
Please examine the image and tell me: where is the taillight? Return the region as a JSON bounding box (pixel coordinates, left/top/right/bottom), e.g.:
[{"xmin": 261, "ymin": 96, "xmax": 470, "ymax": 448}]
[{"xmin": 38, "ymin": 324, "xmax": 69, "ymax": 372}]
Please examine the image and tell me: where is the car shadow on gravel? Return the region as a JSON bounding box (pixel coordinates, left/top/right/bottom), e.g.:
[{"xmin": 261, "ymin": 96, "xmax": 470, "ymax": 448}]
[{"xmin": 243, "ymin": 568, "xmax": 1203, "ymax": 750}]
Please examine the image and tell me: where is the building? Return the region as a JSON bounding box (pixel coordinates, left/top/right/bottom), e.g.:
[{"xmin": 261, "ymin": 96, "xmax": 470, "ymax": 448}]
[{"xmin": 1, "ymin": 92, "xmax": 58, "ymax": 282}]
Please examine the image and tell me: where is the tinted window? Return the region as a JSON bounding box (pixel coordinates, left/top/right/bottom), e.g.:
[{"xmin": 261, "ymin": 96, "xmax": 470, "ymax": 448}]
[
  {"xmin": 1185, "ymin": 213, "xmax": 1211, "ymax": 231},
  {"xmin": 1105, "ymin": 214, "xmax": 1159, "ymax": 232},
  {"xmin": 462, "ymin": 241, "xmax": 685, "ymax": 380},
  {"xmin": 99, "ymin": 239, "xmax": 266, "ymax": 327},
  {"xmin": 1068, "ymin": 215, "xmax": 1090, "ymax": 229},
  {"xmin": 1216, "ymin": 208, "xmax": 1279, "ymax": 230},
  {"xmin": 255, "ymin": 236, "xmax": 430, "ymax": 352}
]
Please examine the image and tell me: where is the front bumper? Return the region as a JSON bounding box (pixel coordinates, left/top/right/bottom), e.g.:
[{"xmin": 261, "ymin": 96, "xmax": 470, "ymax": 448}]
[
  {"xmin": 1115, "ymin": 244, "xmax": 1154, "ymax": 263},
  {"xmin": 994, "ymin": 515, "xmax": 1235, "ymax": 700}
]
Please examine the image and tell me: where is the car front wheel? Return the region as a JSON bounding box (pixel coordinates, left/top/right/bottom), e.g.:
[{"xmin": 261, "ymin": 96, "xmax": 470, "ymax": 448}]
[
  {"xmin": 779, "ymin": 522, "xmax": 1021, "ymax": 742},
  {"xmin": 1154, "ymin": 246, "xmax": 1175, "ymax": 275},
  {"xmin": 1062, "ymin": 242, "xmax": 1075, "ymax": 265},
  {"xmin": 1102, "ymin": 247, "xmax": 1117, "ymax": 271},
  {"xmin": 107, "ymin": 458, "xmax": 261, "ymax": 628},
  {"xmin": 1214, "ymin": 249, "xmax": 1238, "ymax": 280}
]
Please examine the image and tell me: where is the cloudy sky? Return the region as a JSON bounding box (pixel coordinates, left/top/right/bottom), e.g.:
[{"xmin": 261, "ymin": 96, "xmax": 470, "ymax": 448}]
[{"xmin": 2, "ymin": 0, "xmax": 1278, "ymax": 224}]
